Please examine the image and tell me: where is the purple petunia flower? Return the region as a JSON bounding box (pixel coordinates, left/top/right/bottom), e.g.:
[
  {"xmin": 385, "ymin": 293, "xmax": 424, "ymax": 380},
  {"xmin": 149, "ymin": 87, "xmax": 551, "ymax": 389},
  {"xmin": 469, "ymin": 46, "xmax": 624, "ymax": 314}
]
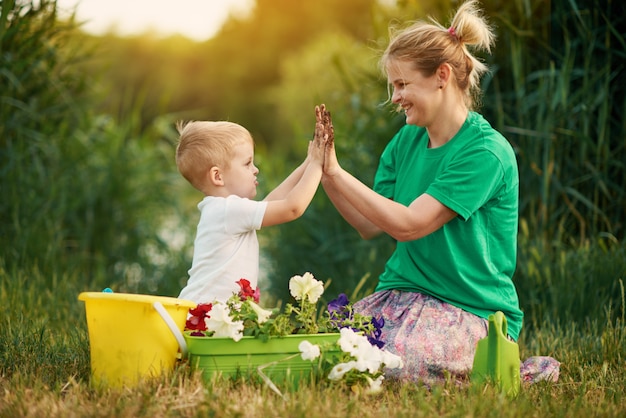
[
  {"xmin": 327, "ymin": 293, "xmax": 349, "ymax": 313},
  {"xmin": 365, "ymin": 316, "xmax": 385, "ymax": 348},
  {"xmin": 371, "ymin": 315, "xmax": 384, "ymax": 336},
  {"xmin": 327, "ymin": 293, "xmax": 354, "ymax": 329}
]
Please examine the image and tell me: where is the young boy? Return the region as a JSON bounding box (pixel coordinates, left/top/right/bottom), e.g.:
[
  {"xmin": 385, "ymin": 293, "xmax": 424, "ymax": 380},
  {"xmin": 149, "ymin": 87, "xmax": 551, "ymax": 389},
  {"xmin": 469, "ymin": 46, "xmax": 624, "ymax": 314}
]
[{"xmin": 175, "ymin": 116, "xmax": 326, "ymax": 303}]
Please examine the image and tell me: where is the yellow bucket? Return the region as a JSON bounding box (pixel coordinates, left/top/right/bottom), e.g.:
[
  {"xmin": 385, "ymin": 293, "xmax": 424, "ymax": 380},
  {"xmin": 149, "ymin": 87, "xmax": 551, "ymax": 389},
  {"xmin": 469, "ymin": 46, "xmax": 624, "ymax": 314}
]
[{"xmin": 78, "ymin": 292, "xmax": 196, "ymax": 388}]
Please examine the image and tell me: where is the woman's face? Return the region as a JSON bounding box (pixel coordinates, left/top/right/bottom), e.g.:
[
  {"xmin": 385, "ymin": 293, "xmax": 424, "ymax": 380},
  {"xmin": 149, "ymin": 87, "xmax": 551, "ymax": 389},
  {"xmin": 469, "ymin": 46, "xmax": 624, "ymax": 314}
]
[{"xmin": 387, "ymin": 59, "xmax": 441, "ymax": 127}]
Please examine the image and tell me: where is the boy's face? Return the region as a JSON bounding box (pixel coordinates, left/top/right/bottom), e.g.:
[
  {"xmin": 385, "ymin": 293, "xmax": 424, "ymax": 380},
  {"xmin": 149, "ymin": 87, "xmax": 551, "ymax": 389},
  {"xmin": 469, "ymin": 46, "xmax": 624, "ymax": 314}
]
[{"xmin": 221, "ymin": 141, "xmax": 259, "ymax": 199}]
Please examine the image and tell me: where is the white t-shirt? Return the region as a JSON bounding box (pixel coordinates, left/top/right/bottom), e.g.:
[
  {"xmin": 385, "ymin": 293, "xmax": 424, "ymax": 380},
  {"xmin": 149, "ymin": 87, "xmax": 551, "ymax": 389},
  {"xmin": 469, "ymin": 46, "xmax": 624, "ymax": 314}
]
[{"xmin": 178, "ymin": 195, "xmax": 267, "ymax": 303}]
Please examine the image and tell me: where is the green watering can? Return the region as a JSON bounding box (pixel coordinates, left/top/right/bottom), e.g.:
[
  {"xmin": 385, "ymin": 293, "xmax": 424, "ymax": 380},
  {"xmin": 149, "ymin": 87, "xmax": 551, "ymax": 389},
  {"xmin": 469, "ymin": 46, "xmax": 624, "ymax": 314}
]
[{"xmin": 471, "ymin": 311, "xmax": 521, "ymax": 396}]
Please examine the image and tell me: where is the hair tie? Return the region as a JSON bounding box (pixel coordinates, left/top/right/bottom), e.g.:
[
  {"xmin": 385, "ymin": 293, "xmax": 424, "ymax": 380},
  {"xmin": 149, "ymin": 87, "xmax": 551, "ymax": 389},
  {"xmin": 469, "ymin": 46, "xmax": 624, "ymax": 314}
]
[{"xmin": 448, "ymin": 26, "xmax": 458, "ymax": 39}]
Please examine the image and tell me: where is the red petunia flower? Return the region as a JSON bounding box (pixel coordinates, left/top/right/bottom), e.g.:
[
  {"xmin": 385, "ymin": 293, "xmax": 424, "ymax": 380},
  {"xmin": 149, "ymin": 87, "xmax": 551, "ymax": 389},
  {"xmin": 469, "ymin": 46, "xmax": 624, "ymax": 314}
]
[
  {"xmin": 236, "ymin": 278, "xmax": 260, "ymax": 303},
  {"xmin": 189, "ymin": 303, "xmax": 212, "ymax": 317},
  {"xmin": 185, "ymin": 303, "xmax": 212, "ymax": 331}
]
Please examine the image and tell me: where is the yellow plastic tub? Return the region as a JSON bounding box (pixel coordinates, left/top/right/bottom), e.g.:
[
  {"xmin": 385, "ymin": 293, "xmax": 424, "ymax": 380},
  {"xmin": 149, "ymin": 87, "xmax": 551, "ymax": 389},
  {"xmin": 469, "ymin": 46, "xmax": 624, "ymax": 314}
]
[{"xmin": 78, "ymin": 292, "xmax": 196, "ymax": 388}]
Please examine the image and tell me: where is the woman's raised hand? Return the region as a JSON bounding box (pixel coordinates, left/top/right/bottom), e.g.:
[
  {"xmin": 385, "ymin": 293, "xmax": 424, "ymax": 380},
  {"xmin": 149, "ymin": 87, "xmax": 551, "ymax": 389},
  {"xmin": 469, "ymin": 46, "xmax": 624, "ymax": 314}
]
[{"xmin": 315, "ymin": 104, "xmax": 340, "ymax": 176}]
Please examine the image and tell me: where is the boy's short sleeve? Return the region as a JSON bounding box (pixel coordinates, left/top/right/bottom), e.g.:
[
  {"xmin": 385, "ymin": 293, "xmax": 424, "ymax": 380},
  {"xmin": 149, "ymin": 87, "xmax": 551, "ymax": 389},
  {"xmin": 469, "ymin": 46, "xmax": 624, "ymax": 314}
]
[{"xmin": 224, "ymin": 196, "xmax": 267, "ymax": 234}]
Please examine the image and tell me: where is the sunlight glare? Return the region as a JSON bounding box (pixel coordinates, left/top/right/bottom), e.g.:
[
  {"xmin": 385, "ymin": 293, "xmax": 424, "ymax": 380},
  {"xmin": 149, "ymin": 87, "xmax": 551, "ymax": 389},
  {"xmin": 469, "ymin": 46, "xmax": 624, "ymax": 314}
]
[{"xmin": 57, "ymin": 0, "xmax": 254, "ymax": 41}]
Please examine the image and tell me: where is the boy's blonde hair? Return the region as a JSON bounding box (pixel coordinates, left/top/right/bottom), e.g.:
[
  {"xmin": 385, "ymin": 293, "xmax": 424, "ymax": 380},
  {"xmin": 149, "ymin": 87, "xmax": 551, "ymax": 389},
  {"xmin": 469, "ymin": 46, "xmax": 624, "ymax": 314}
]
[
  {"xmin": 381, "ymin": 0, "xmax": 494, "ymax": 110},
  {"xmin": 175, "ymin": 121, "xmax": 253, "ymax": 190}
]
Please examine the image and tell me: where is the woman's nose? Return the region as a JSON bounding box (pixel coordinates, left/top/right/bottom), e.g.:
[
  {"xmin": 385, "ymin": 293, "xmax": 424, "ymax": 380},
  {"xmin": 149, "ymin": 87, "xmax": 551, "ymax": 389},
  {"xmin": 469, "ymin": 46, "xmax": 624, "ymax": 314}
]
[{"xmin": 391, "ymin": 88, "xmax": 402, "ymax": 104}]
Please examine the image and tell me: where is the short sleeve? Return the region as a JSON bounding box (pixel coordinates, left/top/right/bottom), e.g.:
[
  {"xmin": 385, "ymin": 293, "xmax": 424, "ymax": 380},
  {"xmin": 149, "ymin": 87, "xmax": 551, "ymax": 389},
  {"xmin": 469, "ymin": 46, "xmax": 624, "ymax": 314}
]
[
  {"xmin": 224, "ymin": 196, "xmax": 267, "ymax": 234},
  {"xmin": 373, "ymin": 141, "xmax": 397, "ymax": 199},
  {"xmin": 374, "ymin": 125, "xmax": 422, "ymax": 199},
  {"xmin": 427, "ymin": 149, "xmax": 506, "ymax": 221}
]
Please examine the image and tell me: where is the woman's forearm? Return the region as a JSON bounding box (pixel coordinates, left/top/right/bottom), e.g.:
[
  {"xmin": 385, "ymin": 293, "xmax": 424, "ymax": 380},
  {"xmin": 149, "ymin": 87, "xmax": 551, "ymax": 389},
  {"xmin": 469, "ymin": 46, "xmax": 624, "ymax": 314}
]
[
  {"xmin": 322, "ymin": 168, "xmax": 455, "ymax": 242},
  {"xmin": 321, "ymin": 171, "xmax": 383, "ymax": 239}
]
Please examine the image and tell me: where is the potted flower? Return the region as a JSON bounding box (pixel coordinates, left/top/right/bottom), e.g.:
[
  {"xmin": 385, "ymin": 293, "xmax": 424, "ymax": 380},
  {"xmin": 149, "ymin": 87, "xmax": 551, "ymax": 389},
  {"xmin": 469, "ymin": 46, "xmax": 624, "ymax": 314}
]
[{"xmin": 183, "ymin": 272, "xmax": 403, "ymax": 394}]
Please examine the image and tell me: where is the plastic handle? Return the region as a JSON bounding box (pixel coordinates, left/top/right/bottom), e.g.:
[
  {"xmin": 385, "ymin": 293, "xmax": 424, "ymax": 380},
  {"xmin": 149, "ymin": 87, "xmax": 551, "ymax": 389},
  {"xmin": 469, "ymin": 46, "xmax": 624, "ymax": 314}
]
[
  {"xmin": 153, "ymin": 301, "xmax": 188, "ymax": 358},
  {"xmin": 491, "ymin": 311, "xmax": 508, "ymax": 338}
]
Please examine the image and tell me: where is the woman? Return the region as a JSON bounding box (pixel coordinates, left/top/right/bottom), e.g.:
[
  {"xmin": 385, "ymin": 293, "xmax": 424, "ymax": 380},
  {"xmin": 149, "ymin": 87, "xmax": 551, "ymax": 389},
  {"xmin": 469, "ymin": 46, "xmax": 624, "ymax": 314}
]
[{"xmin": 318, "ymin": 0, "xmax": 558, "ymax": 385}]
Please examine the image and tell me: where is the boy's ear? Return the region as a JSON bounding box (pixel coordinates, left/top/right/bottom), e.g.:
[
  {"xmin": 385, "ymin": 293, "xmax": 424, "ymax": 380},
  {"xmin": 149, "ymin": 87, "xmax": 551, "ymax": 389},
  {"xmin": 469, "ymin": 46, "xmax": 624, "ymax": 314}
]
[{"xmin": 208, "ymin": 166, "xmax": 224, "ymax": 186}]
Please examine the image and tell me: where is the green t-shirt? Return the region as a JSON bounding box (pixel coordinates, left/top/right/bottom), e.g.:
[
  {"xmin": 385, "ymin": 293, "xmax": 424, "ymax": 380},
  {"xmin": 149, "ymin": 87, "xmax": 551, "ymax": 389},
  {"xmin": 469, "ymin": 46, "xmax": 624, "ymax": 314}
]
[{"xmin": 373, "ymin": 112, "xmax": 523, "ymax": 340}]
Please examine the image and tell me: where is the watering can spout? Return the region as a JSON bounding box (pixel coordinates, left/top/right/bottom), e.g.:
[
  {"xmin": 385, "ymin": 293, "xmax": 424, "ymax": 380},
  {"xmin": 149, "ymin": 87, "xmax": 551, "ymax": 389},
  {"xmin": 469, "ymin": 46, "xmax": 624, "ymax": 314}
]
[{"xmin": 471, "ymin": 311, "xmax": 521, "ymax": 396}]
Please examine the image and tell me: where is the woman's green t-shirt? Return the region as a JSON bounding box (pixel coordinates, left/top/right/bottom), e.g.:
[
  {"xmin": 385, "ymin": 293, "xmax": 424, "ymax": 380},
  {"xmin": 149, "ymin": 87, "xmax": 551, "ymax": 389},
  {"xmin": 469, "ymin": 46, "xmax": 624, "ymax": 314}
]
[{"xmin": 373, "ymin": 112, "xmax": 523, "ymax": 340}]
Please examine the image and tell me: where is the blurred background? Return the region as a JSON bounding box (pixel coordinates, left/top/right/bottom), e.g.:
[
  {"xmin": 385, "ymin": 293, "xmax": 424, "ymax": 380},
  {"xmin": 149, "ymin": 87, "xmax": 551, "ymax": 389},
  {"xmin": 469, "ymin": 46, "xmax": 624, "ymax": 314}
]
[{"xmin": 1, "ymin": 0, "xmax": 624, "ymax": 329}]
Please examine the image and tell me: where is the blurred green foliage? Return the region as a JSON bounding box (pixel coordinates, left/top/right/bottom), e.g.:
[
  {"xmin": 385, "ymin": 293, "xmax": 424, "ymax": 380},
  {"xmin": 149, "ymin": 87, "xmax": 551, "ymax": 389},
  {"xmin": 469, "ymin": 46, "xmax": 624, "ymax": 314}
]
[
  {"xmin": 1, "ymin": 0, "xmax": 624, "ymax": 325},
  {"xmin": 0, "ymin": 0, "xmax": 193, "ymax": 294}
]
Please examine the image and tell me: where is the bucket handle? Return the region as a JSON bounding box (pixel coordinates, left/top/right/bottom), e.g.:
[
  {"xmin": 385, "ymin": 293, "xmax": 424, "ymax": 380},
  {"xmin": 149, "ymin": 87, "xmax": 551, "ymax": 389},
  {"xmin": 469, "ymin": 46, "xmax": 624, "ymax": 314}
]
[{"xmin": 153, "ymin": 301, "xmax": 188, "ymax": 358}]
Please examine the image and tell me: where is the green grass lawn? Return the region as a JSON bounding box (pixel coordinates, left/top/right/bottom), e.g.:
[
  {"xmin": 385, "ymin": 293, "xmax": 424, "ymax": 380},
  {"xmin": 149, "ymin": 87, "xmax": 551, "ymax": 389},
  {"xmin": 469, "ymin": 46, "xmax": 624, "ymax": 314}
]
[{"xmin": 1, "ymin": 259, "xmax": 625, "ymax": 418}]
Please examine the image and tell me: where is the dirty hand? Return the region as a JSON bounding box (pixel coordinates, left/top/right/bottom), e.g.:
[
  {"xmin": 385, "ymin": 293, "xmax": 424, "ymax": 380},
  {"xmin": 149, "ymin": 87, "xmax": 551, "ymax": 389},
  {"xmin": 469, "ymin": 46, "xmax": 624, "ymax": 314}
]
[{"xmin": 316, "ymin": 104, "xmax": 339, "ymax": 176}]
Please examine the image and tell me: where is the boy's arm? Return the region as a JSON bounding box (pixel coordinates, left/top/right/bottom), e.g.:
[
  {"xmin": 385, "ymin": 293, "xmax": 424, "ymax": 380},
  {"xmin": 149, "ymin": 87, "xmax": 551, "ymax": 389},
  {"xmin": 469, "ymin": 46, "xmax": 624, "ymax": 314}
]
[
  {"xmin": 265, "ymin": 105, "xmax": 328, "ymax": 202},
  {"xmin": 263, "ymin": 157, "xmax": 309, "ymax": 202},
  {"xmin": 261, "ymin": 113, "xmax": 326, "ymax": 227},
  {"xmin": 261, "ymin": 163, "xmax": 322, "ymax": 227},
  {"xmin": 261, "ymin": 141, "xmax": 324, "ymax": 227}
]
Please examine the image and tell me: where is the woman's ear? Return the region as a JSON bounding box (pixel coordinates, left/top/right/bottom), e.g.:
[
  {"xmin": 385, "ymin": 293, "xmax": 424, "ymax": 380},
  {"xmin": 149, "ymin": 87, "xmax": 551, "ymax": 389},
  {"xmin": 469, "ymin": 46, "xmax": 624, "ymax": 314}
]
[
  {"xmin": 208, "ymin": 166, "xmax": 224, "ymax": 186},
  {"xmin": 437, "ymin": 63, "xmax": 452, "ymax": 87}
]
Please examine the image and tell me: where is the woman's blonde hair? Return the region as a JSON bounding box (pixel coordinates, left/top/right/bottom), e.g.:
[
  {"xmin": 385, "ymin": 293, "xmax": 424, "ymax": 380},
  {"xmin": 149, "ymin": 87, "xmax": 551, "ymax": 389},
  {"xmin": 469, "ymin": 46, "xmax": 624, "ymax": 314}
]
[
  {"xmin": 175, "ymin": 121, "xmax": 253, "ymax": 190},
  {"xmin": 381, "ymin": 0, "xmax": 495, "ymax": 109}
]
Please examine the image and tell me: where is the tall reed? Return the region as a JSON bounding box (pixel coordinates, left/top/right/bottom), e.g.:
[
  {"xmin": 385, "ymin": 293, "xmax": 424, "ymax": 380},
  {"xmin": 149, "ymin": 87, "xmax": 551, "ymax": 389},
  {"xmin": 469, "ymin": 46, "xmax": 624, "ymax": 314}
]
[{"xmin": 483, "ymin": 0, "xmax": 625, "ymax": 244}]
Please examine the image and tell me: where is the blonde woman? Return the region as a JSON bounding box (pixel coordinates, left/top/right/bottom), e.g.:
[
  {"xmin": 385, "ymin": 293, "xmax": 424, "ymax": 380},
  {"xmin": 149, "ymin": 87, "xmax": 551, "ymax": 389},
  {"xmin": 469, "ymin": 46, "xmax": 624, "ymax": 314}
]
[{"xmin": 319, "ymin": 0, "xmax": 558, "ymax": 385}]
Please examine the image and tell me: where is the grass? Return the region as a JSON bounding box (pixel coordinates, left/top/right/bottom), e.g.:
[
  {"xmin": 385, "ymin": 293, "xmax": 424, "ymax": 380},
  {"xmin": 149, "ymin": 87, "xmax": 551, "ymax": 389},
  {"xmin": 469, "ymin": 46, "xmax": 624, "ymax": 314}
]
[{"xmin": 1, "ymin": 245, "xmax": 626, "ymax": 418}]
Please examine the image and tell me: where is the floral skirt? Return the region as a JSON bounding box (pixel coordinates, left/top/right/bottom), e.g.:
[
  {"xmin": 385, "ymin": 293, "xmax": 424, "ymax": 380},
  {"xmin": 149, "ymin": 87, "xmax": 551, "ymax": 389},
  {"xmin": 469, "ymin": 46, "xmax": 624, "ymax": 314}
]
[{"xmin": 353, "ymin": 290, "xmax": 560, "ymax": 386}]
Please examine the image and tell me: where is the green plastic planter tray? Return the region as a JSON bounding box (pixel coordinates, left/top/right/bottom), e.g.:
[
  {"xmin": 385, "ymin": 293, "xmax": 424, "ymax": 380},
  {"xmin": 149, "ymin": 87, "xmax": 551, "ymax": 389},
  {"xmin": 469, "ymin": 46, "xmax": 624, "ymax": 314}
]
[{"xmin": 184, "ymin": 332, "xmax": 342, "ymax": 384}]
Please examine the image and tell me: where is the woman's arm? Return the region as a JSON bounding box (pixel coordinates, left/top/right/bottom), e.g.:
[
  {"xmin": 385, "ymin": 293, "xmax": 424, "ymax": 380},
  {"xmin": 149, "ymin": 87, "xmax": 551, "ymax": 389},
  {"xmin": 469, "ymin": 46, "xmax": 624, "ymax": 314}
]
[
  {"xmin": 319, "ymin": 102, "xmax": 456, "ymax": 241},
  {"xmin": 323, "ymin": 167, "xmax": 457, "ymax": 242},
  {"xmin": 321, "ymin": 175, "xmax": 383, "ymax": 239}
]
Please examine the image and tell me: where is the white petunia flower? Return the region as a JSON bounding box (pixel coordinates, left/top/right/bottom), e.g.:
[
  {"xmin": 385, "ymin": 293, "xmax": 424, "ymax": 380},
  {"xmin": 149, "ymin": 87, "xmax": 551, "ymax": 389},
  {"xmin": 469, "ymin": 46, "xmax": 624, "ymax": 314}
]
[
  {"xmin": 298, "ymin": 340, "xmax": 321, "ymax": 361},
  {"xmin": 247, "ymin": 301, "xmax": 273, "ymax": 324},
  {"xmin": 364, "ymin": 376, "xmax": 384, "ymax": 395},
  {"xmin": 354, "ymin": 343, "xmax": 383, "ymax": 373},
  {"xmin": 288, "ymin": 272, "xmax": 324, "ymax": 303},
  {"xmin": 337, "ymin": 327, "xmax": 400, "ymax": 375},
  {"xmin": 337, "ymin": 327, "xmax": 363, "ymax": 357},
  {"xmin": 205, "ymin": 303, "xmax": 244, "ymax": 342},
  {"xmin": 381, "ymin": 350, "xmax": 404, "ymax": 369},
  {"xmin": 328, "ymin": 361, "xmax": 357, "ymax": 381}
]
